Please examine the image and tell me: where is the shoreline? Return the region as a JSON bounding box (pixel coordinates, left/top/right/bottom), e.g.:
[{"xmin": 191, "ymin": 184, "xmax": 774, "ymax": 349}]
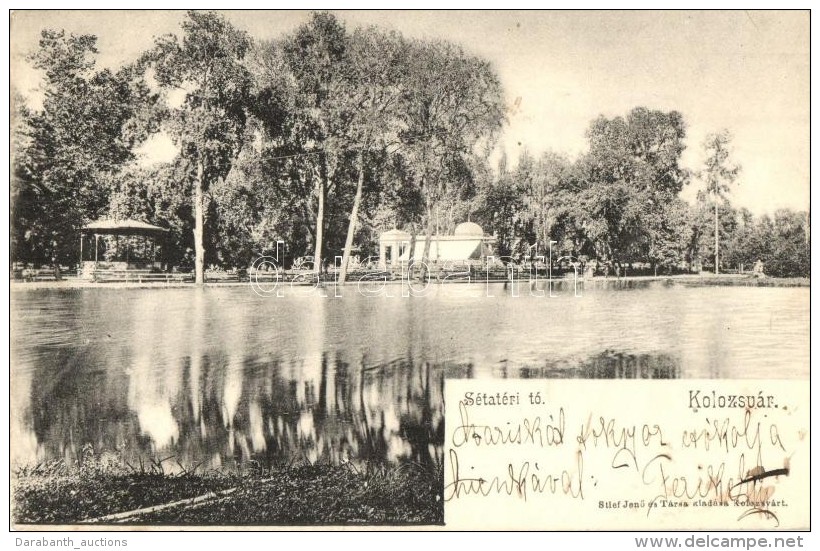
[
  {"xmin": 9, "ymin": 273, "xmax": 810, "ymax": 291},
  {"xmin": 12, "ymin": 460, "xmax": 442, "ymax": 526}
]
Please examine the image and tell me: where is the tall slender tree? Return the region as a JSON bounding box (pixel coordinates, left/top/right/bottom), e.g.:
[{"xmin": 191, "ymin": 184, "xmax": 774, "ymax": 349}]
[
  {"xmin": 148, "ymin": 11, "xmax": 253, "ymax": 284},
  {"xmin": 337, "ymin": 28, "xmax": 407, "ymax": 284},
  {"xmin": 700, "ymin": 130, "xmax": 740, "ymax": 274},
  {"xmin": 278, "ymin": 12, "xmax": 351, "ymax": 276}
]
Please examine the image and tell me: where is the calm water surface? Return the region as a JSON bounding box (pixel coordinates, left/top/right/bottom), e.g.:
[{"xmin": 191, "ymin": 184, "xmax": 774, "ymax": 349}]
[{"xmin": 10, "ymin": 281, "xmax": 809, "ymax": 470}]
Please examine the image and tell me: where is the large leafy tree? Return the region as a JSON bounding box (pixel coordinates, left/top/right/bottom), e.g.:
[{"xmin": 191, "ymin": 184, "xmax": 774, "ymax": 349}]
[
  {"xmin": 12, "ymin": 29, "xmax": 157, "ymax": 268},
  {"xmin": 148, "ymin": 10, "xmax": 253, "ymax": 284},
  {"xmin": 473, "ymin": 153, "xmax": 524, "ymax": 259},
  {"xmin": 722, "ymin": 207, "xmax": 758, "ymax": 271},
  {"xmin": 276, "ymin": 12, "xmax": 353, "ymax": 275},
  {"xmin": 577, "ymin": 107, "xmax": 689, "ymax": 267},
  {"xmin": 397, "ymin": 39, "xmax": 506, "ymax": 275},
  {"xmin": 721, "ymin": 208, "xmax": 809, "ymax": 277},
  {"xmin": 256, "ymin": 15, "xmax": 418, "ymax": 281},
  {"xmin": 764, "ymin": 209, "xmax": 810, "ymax": 277},
  {"xmin": 106, "ymin": 160, "xmax": 195, "ymax": 267},
  {"xmin": 522, "ymin": 150, "xmax": 577, "ymax": 256},
  {"xmin": 336, "ymin": 27, "xmax": 408, "ymax": 283},
  {"xmin": 245, "ymin": 36, "xmax": 331, "ymax": 266}
]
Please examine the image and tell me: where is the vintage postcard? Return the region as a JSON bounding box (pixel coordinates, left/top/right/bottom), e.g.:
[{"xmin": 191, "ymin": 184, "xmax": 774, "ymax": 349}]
[{"xmin": 8, "ymin": 9, "xmax": 809, "ymax": 533}]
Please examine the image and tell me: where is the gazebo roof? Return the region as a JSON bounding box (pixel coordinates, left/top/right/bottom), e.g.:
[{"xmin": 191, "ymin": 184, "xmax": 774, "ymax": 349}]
[{"xmin": 82, "ymin": 219, "xmax": 169, "ymax": 235}]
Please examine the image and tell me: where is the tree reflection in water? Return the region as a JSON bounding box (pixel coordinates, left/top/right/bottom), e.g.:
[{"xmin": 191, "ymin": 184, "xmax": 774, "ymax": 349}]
[
  {"xmin": 25, "ymin": 345, "xmax": 679, "ymax": 472},
  {"xmin": 21, "ymin": 283, "xmax": 805, "ymax": 472}
]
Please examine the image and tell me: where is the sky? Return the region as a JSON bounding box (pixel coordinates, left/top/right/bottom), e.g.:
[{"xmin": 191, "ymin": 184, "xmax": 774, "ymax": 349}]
[{"xmin": 9, "ymin": 10, "xmax": 810, "ymax": 215}]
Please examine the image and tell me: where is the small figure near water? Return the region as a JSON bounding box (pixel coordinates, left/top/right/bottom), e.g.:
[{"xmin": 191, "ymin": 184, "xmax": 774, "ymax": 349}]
[{"xmin": 753, "ymin": 259, "xmax": 766, "ymax": 278}]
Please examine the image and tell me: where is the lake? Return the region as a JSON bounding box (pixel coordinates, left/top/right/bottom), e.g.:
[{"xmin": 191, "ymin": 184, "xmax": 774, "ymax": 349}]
[{"xmin": 10, "ymin": 280, "xmax": 809, "ymax": 471}]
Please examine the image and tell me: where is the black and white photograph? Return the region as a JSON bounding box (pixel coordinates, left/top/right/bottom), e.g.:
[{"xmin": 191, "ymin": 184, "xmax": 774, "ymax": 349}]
[{"xmin": 8, "ymin": 9, "xmax": 810, "ymax": 531}]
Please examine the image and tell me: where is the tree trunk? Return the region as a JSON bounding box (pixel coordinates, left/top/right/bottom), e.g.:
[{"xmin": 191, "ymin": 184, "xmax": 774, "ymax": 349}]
[
  {"xmin": 313, "ymin": 167, "xmax": 326, "ymax": 277},
  {"xmin": 50, "ymin": 237, "xmax": 62, "ymax": 280},
  {"xmin": 542, "ymin": 217, "xmax": 549, "ymax": 261},
  {"xmin": 338, "ymin": 151, "xmax": 365, "ymax": 285},
  {"xmin": 714, "ymin": 199, "xmax": 719, "ymax": 275},
  {"xmin": 194, "ymin": 159, "xmax": 206, "ymax": 285},
  {"xmin": 541, "ymin": 210, "xmax": 548, "ymax": 254},
  {"xmin": 407, "ymin": 224, "xmax": 418, "ymax": 280},
  {"xmin": 688, "ymin": 226, "xmax": 699, "ymax": 273},
  {"xmin": 421, "ymin": 197, "xmax": 434, "ymax": 281}
]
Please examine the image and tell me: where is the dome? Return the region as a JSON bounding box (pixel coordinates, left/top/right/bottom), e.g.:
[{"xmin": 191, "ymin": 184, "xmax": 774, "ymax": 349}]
[{"xmin": 454, "ymin": 221, "xmax": 484, "ymax": 237}]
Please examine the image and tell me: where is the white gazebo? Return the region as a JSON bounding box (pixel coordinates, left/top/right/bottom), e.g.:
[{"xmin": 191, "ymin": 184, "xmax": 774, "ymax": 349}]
[{"xmin": 79, "ymin": 219, "xmax": 170, "ymax": 279}]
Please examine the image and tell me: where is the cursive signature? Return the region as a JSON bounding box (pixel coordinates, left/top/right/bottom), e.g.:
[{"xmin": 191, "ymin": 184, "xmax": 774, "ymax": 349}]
[
  {"xmin": 452, "ymin": 400, "xmax": 565, "ymax": 448},
  {"xmin": 443, "ymin": 448, "xmax": 584, "ymax": 502}
]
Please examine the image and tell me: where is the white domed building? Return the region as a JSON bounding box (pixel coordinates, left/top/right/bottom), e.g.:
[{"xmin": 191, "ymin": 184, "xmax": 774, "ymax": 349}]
[{"xmin": 378, "ymin": 221, "xmax": 496, "ymax": 268}]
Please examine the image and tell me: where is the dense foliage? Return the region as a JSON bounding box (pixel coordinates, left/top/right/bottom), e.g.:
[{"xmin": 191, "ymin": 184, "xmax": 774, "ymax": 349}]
[{"xmin": 10, "ymin": 11, "xmax": 809, "ymax": 278}]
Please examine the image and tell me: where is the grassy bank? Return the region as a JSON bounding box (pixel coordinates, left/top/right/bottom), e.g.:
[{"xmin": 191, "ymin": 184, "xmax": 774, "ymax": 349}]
[
  {"xmin": 675, "ymin": 275, "xmax": 810, "ymax": 287},
  {"xmin": 12, "ymin": 458, "xmax": 443, "ymax": 526}
]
